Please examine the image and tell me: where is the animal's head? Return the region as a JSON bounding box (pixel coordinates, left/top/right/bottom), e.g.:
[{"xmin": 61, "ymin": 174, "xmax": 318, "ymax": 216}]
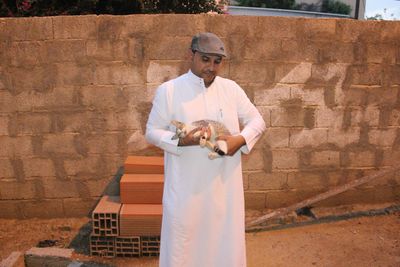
[{"xmin": 171, "ymin": 120, "xmax": 188, "ymax": 140}]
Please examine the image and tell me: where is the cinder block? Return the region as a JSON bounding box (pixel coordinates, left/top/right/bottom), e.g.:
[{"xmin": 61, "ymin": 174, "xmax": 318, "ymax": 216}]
[
  {"xmin": 271, "ymin": 106, "xmax": 305, "ymax": 127},
  {"xmin": 14, "ymin": 86, "xmax": 79, "ymax": 112},
  {"xmin": 275, "ymin": 62, "xmax": 312, "ymax": 84},
  {"xmin": 42, "ymin": 179, "xmax": 81, "ymax": 199},
  {"xmin": 145, "ymin": 36, "xmax": 189, "ymax": 60},
  {"xmin": 366, "ymin": 43, "xmax": 397, "ymax": 64},
  {"xmin": 327, "ymin": 128, "xmax": 360, "ymax": 148},
  {"xmin": 54, "ymin": 62, "xmax": 95, "ymax": 86},
  {"xmin": 310, "ymin": 151, "xmax": 340, "ymax": 167},
  {"xmin": 156, "ymin": 15, "xmax": 206, "ymax": 36},
  {"xmin": 0, "ymin": 201, "xmax": 22, "ymax": 219},
  {"xmin": 257, "ymin": 16, "xmax": 298, "ymax": 39},
  {"xmin": 351, "ymin": 107, "xmax": 380, "ymax": 127},
  {"xmin": 289, "ymin": 129, "xmax": 328, "ymax": 148},
  {"xmin": 0, "ymin": 158, "xmax": 14, "ymax": 178},
  {"xmin": 45, "ymin": 39, "xmax": 87, "ymax": 63},
  {"xmin": 348, "ymin": 151, "xmax": 376, "ymax": 167},
  {"xmin": 94, "ymin": 62, "xmax": 144, "ymax": 85},
  {"xmin": 20, "ymin": 199, "xmax": 64, "ymax": 219},
  {"xmin": 119, "ymin": 204, "xmax": 162, "ymax": 236},
  {"xmin": 140, "ymin": 236, "xmax": 161, "ymax": 257},
  {"xmin": 86, "ymin": 39, "xmax": 129, "ymax": 61},
  {"xmin": 2, "ymin": 17, "xmax": 53, "ymax": 41},
  {"xmin": 10, "ymin": 113, "xmax": 51, "ymax": 136},
  {"xmin": 63, "ymin": 198, "xmax": 97, "ymax": 218},
  {"xmin": 92, "ymin": 196, "xmax": 121, "ymax": 236},
  {"xmin": 242, "ymin": 149, "xmax": 264, "ymax": 171},
  {"xmin": 243, "ymin": 37, "xmax": 281, "ymax": 61},
  {"xmin": 0, "ymin": 91, "xmax": 14, "ymax": 113},
  {"xmin": 124, "ymin": 156, "xmax": 164, "ymax": 174},
  {"xmin": 287, "ymin": 171, "xmax": 332, "ymax": 190},
  {"xmin": 263, "ymin": 127, "xmax": 289, "ymax": 148},
  {"xmin": 253, "ymin": 84, "xmax": 291, "ymax": 106},
  {"xmin": 10, "ymin": 65, "xmax": 56, "ymax": 93},
  {"xmin": 86, "ymin": 133, "xmax": 121, "ymax": 154},
  {"xmin": 0, "ymin": 136, "xmax": 33, "ymax": 157},
  {"xmin": 89, "ymin": 235, "xmax": 115, "ymax": 258},
  {"xmin": 23, "ymin": 158, "xmax": 55, "ymax": 177},
  {"xmin": 280, "ymin": 39, "xmax": 318, "ymax": 63},
  {"xmin": 369, "ymin": 128, "xmax": 398, "ymax": 147},
  {"xmin": 103, "ymin": 108, "xmax": 142, "ymax": 131},
  {"xmin": 97, "ymin": 15, "xmax": 155, "ymax": 40},
  {"xmin": 272, "ymin": 149, "xmax": 299, "ymax": 170},
  {"xmin": 53, "ymin": 15, "xmax": 97, "ymax": 39},
  {"xmin": 290, "ymin": 86, "xmax": 325, "ymax": 106},
  {"xmin": 8, "ymin": 41, "xmax": 46, "ymax": 66},
  {"xmin": 42, "ymin": 134, "xmax": 77, "ymax": 155},
  {"xmin": 146, "ymin": 61, "xmax": 181, "ymax": 84},
  {"xmin": 120, "ymin": 174, "xmax": 164, "ymax": 204},
  {"xmin": 115, "ymin": 236, "xmax": 141, "ymax": 257},
  {"xmin": 229, "ymin": 61, "xmax": 275, "ymax": 84},
  {"xmin": 248, "ymin": 172, "xmax": 288, "ymax": 190},
  {"xmin": 302, "ymin": 19, "xmax": 336, "ymax": 40},
  {"xmin": 0, "ymin": 180, "xmax": 38, "ymax": 200},
  {"xmin": 346, "ymin": 64, "xmax": 383, "ymax": 86},
  {"xmin": 244, "ymin": 191, "xmax": 266, "ymax": 210}
]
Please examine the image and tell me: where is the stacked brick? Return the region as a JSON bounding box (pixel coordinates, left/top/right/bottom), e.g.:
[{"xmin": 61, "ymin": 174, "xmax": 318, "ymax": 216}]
[{"xmin": 89, "ymin": 156, "xmax": 164, "ymax": 258}]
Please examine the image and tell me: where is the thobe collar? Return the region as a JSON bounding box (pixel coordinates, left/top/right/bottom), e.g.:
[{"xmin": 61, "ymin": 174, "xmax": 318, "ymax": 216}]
[{"xmin": 186, "ymin": 70, "xmax": 218, "ymax": 90}]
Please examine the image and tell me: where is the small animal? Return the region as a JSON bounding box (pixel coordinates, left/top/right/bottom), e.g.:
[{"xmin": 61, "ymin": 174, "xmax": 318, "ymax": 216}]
[{"xmin": 171, "ymin": 120, "xmax": 230, "ymax": 160}]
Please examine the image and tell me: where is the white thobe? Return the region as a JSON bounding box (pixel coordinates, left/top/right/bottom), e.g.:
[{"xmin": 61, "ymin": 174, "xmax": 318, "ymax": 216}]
[{"xmin": 145, "ymin": 70, "xmax": 266, "ymax": 267}]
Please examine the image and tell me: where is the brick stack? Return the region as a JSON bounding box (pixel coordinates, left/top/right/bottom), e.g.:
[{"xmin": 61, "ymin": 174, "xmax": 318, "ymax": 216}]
[{"xmin": 89, "ymin": 156, "xmax": 164, "ymax": 258}]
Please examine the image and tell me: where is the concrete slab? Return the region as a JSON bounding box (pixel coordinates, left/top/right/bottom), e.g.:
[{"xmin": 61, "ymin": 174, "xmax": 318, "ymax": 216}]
[
  {"xmin": 25, "ymin": 247, "xmax": 73, "ymax": 267},
  {"xmin": 0, "ymin": 251, "xmax": 24, "ymax": 267}
]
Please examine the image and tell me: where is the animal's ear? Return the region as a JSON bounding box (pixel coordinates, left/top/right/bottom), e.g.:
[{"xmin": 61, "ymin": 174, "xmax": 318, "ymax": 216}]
[{"xmin": 171, "ymin": 120, "xmax": 178, "ymax": 126}]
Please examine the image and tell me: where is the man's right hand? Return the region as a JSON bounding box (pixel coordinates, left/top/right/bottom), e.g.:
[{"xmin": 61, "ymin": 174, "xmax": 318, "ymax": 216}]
[{"xmin": 178, "ymin": 127, "xmax": 210, "ymax": 146}]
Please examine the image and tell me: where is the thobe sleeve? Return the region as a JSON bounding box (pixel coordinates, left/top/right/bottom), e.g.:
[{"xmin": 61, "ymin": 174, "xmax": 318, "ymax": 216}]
[
  {"xmin": 234, "ymin": 83, "xmax": 266, "ymax": 154},
  {"xmin": 145, "ymin": 83, "xmax": 182, "ymax": 156}
]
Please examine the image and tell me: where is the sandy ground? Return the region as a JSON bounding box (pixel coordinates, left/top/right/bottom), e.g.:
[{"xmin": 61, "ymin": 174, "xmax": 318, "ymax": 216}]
[{"xmin": 0, "ymin": 204, "xmax": 399, "ymax": 267}]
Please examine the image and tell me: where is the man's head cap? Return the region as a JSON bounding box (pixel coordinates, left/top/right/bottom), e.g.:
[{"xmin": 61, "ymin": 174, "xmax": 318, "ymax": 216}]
[{"xmin": 191, "ymin": 32, "xmax": 227, "ymax": 57}]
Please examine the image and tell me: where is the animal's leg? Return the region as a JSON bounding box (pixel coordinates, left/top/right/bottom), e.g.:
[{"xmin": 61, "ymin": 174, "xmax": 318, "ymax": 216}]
[
  {"xmin": 208, "ymin": 152, "xmax": 219, "ymax": 160},
  {"xmin": 199, "ymin": 134, "xmax": 207, "ymax": 147}
]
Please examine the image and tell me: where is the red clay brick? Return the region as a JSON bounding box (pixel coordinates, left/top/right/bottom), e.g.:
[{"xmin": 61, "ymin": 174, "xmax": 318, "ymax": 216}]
[
  {"xmin": 115, "ymin": 236, "xmax": 141, "ymax": 257},
  {"xmin": 124, "ymin": 156, "xmax": 164, "ymax": 174},
  {"xmin": 120, "ymin": 174, "xmax": 164, "ymax": 204},
  {"xmin": 140, "ymin": 236, "xmax": 161, "ymax": 257},
  {"xmin": 89, "ymin": 235, "xmax": 115, "ymax": 258},
  {"xmin": 119, "ymin": 204, "xmax": 162, "ymax": 236},
  {"xmin": 92, "ymin": 196, "xmax": 121, "ymax": 236}
]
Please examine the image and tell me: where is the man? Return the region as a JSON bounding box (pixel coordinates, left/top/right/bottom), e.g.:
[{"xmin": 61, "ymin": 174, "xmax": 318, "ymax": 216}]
[{"xmin": 145, "ymin": 32, "xmax": 266, "ymax": 267}]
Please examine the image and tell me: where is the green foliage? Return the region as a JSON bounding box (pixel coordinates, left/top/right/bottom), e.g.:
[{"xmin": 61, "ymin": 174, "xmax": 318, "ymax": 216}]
[
  {"xmin": 366, "ymin": 14, "xmax": 383, "ymax": 20},
  {"xmin": 237, "ymin": 0, "xmax": 295, "ymax": 9},
  {"xmin": 142, "ymin": 0, "xmax": 223, "ymax": 14},
  {"xmin": 0, "ymin": 0, "xmax": 223, "ymax": 17},
  {"xmin": 321, "ymin": 0, "xmax": 351, "ymax": 15},
  {"xmin": 237, "ymin": 0, "xmax": 352, "ymax": 15}
]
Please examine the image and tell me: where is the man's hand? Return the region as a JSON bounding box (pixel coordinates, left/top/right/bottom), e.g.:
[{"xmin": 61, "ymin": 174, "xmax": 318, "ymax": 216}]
[
  {"xmin": 216, "ymin": 135, "xmax": 246, "ymax": 156},
  {"xmin": 178, "ymin": 127, "xmax": 211, "ymax": 146}
]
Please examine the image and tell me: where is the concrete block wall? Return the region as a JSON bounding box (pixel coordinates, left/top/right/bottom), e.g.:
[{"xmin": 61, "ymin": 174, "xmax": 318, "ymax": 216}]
[{"xmin": 0, "ymin": 14, "xmax": 399, "ymax": 218}]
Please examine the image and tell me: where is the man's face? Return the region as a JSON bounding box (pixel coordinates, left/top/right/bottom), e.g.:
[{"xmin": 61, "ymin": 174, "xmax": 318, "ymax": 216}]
[{"xmin": 190, "ymin": 51, "xmax": 223, "ymax": 87}]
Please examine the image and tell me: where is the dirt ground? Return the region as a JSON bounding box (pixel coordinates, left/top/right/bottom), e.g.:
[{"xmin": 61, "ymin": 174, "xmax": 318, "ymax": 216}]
[{"xmin": 1, "ymin": 204, "xmax": 399, "ymax": 267}]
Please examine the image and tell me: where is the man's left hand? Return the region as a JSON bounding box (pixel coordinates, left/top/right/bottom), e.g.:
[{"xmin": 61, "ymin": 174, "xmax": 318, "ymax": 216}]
[{"xmin": 216, "ymin": 135, "xmax": 246, "ymax": 156}]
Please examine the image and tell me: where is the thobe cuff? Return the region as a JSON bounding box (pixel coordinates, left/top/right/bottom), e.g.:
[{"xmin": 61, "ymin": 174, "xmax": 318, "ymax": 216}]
[{"xmin": 240, "ymin": 129, "xmax": 258, "ymax": 154}]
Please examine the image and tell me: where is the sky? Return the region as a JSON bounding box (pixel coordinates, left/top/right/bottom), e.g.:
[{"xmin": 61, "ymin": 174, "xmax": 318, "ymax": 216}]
[{"xmin": 365, "ymin": 0, "xmax": 400, "ymax": 20}]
